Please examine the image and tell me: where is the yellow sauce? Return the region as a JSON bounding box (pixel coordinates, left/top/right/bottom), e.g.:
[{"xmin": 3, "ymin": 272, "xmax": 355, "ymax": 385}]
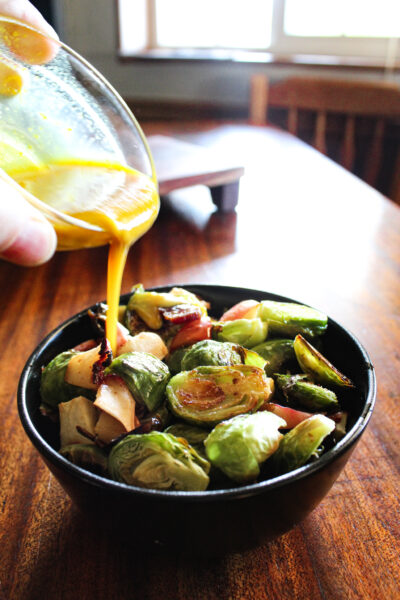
[{"xmin": 9, "ymin": 160, "xmax": 159, "ymax": 354}]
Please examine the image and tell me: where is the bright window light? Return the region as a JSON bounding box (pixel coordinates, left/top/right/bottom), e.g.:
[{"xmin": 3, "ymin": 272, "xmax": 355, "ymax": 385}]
[
  {"xmin": 155, "ymin": 0, "xmax": 273, "ymax": 49},
  {"xmin": 284, "ymin": 0, "xmax": 400, "ymax": 38}
]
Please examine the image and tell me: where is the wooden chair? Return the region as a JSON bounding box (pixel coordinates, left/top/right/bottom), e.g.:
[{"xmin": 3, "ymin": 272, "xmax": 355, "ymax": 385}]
[{"xmin": 249, "ymin": 75, "xmax": 400, "ymax": 201}]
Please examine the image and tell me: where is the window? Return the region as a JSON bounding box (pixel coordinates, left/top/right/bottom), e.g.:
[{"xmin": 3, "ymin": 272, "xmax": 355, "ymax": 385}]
[{"xmin": 118, "ymin": 0, "xmax": 400, "ymax": 63}]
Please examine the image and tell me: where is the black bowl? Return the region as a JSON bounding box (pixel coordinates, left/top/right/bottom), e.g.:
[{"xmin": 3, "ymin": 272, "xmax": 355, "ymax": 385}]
[{"xmin": 18, "ymin": 285, "xmax": 376, "ymax": 555}]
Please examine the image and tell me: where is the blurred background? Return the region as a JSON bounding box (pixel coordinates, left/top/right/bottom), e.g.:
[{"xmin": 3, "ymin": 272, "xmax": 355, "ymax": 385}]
[{"xmin": 31, "ymin": 0, "xmax": 400, "ymax": 201}]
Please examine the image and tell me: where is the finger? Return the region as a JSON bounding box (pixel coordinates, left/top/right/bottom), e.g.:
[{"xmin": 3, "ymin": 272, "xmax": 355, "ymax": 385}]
[
  {"xmin": 0, "ymin": 181, "xmax": 57, "ymax": 266},
  {"xmin": 0, "ymin": 0, "xmax": 59, "ymax": 64}
]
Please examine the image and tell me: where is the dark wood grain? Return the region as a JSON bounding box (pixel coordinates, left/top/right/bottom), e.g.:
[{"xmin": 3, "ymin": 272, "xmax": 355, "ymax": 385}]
[{"xmin": 0, "ymin": 122, "xmax": 399, "ymax": 600}]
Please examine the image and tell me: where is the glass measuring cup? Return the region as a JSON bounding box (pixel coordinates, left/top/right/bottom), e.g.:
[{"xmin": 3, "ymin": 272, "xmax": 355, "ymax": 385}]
[{"xmin": 0, "ymin": 16, "xmax": 158, "ymax": 250}]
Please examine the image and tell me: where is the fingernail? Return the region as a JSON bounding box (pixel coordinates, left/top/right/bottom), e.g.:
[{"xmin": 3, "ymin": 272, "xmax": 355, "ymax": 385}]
[{"xmin": 2, "ymin": 217, "xmax": 57, "ymax": 266}]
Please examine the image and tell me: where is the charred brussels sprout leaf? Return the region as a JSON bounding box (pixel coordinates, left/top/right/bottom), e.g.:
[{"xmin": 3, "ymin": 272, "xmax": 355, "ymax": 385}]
[
  {"xmin": 259, "ymin": 301, "xmax": 327, "ymax": 339},
  {"xmin": 294, "ymin": 334, "xmax": 354, "ymax": 388},
  {"xmin": 109, "ymin": 431, "xmax": 210, "ymax": 491},
  {"xmin": 60, "ymin": 444, "xmax": 109, "ymax": 476},
  {"xmin": 212, "ymin": 318, "xmax": 268, "ymax": 348},
  {"xmin": 251, "ymin": 339, "xmax": 295, "ymax": 376},
  {"xmin": 273, "ymin": 414, "xmax": 335, "ymax": 473},
  {"xmin": 166, "ymin": 365, "xmax": 273, "ymax": 427},
  {"xmin": 40, "ymin": 351, "xmax": 94, "ymax": 409},
  {"xmin": 204, "ymin": 412, "xmax": 286, "ymax": 483},
  {"xmin": 106, "ymin": 352, "xmax": 170, "ymax": 412},
  {"xmin": 275, "ymin": 374, "xmax": 340, "ymax": 411},
  {"xmin": 181, "ymin": 340, "xmax": 242, "ymax": 371}
]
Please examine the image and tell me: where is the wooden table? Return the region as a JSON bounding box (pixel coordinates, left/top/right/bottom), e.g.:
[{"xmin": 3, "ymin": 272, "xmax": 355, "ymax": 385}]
[{"xmin": 1, "ymin": 122, "xmax": 399, "ymax": 600}]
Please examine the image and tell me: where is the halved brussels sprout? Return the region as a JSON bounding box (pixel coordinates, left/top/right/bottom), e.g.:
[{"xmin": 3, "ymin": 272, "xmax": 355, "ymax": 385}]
[
  {"xmin": 181, "ymin": 340, "xmax": 242, "ymax": 371},
  {"xmin": 165, "ymin": 347, "xmax": 189, "ymax": 375},
  {"xmin": 108, "ymin": 431, "xmax": 210, "ymax": 491},
  {"xmin": 273, "ymin": 414, "xmax": 335, "ymax": 473},
  {"xmin": 126, "ymin": 284, "xmax": 207, "ymax": 330},
  {"xmin": 60, "ymin": 444, "xmax": 109, "ymax": 476},
  {"xmin": 259, "ymin": 301, "xmax": 327, "ymax": 339},
  {"xmin": 212, "ymin": 318, "xmax": 268, "ymax": 348},
  {"xmin": 294, "ymin": 334, "xmax": 354, "ymax": 388},
  {"xmin": 204, "ymin": 411, "xmax": 286, "ymax": 483},
  {"xmin": 166, "ymin": 365, "xmax": 274, "ymax": 427},
  {"xmin": 105, "ymin": 352, "xmax": 170, "ymax": 412},
  {"xmin": 251, "ymin": 338, "xmax": 295, "ymax": 376},
  {"xmin": 275, "ymin": 374, "xmax": 340, "ymax": 411},
  {"xmin": 40, "ymin": 351, "xmax": 94, "ymax": 410}
]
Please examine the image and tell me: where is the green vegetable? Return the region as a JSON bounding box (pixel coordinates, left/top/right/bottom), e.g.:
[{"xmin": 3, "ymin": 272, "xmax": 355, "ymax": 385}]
[
  {"xmin": 181, "ymin": 340, "xmax": 242, "ymax": 370},
  {"xmin": 294, "ymin": 334, "xmax": 354, "ymax": 388},
  {"xmin": 165, "ymin": 422, "xmax": 209, "ymax": 454},
  {"xmin": 251, "ymin": 338, "xmax": 295, "ymax": 375},
  {"xmin": 40, "ymin": 351, "xmax": 93, "ymax": 409},
  {"xmin": 275, "ymin": 374, "xmax": 339, "ymax": 411},
  {"xmin": 126, "ymin": 284, "xmax": 207, "ymax": 330},
  {"xmin": 106, "ymin": 352, "xmax": 170, "ymax": 412},
  {"xmin": 165, "ymin": 347, "xmax": 189, "ymax": 374},
  {"xmin": 204, "ymin": 411, "xmax": 286, "ymax": 483},
  {"xmin": 212, "ymin": 318, "xmax": 268, "ymax": 348},
  {"xmin": 259, "ymin": 300, "xmax": 327, "ymax": 338},
  {"xmin": 166, "ymin": 365, "xmax": 273, "ymax": 427},
  {"xmin": 60, "ymin": 444, "xmax": 109, "ymax": 476},
  {"xmin": 273, "ymin": 414, "xmax": 335, "ymax": 473},
  {"xmin": 108, "ymin": 431, "xmax": 210, "ymax": 491}
]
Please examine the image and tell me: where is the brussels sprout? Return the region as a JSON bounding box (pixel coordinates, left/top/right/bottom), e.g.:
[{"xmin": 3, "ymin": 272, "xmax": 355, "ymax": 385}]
[
  {"xmin": 109, "ymin": 431, "xmax": 210, "ymax": 491},
  {"xmin": 251, "ymin": 339, "xmax": 295, "ymax": 376},
  {"xmin": 239, "ymin": 347, "xmax": 268, "ymax": 370},
  {"xmin": 204, "ymin": 411, "xmax": 286, "ymax": 483},
  {"xmin": 165, "ymin": 347, "xmax": 189, "ymax": 374},
  {"xmin": 60, "ymin": 444, "xmax": 109, "ymax": 476},
  {"xmin": 275, "ymin": 374, "xmax": 340, "ymax": 411},
  {"xmin": 294, "ymin": 334, "xmax": 354, "ymax": 388},
  {"xmin": 212, "ymin": 318, "xmax": 268, "ymax": 348},
  {"xmin": 105, "ymin": 352, "xmax": 170, "ymax": 412},
  {"xmin": 126, "ymin": 284, "xmax": 207, "ymax": 330},
  {"xmin": 40, "ymin": 351, "xmax": 94, "ymax": 410},
  {"xmin": 181, "ymin": 340, "xmax": 243, "ymax": 371},
  {"xmin": 259, "ymin": 301, "xmax": 327, "ymax": 339},
  {"xmin": 273, "ymin": 414, "xmax": 335, "ymax": 473},
  {"xmin": 166, "ymin": 365, "xmax": 274, "ymax": 427},
  {"xmin": 165, "ymin": 423, "xmax": 209, "ymax": 453}
]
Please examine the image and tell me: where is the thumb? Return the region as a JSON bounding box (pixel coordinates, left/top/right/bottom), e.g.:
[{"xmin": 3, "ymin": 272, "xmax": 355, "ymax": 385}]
[{"xmin": 0, "ymin": 180, "xmax": 57, "ymax": 266}]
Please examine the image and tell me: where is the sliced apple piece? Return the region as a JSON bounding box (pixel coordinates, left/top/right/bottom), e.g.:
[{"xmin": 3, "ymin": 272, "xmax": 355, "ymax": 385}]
[
  {"xmin": 59, "ymin": 396, "xmax": 97, "ymax": 447},
  {"xmin": 117, "ymin": 331, "xmax": 168, "ymax": 360},
  {"xmin": 65, "ymin": 345, "xmax": 101, "ymax": 390},
  {"xmin": 94, "ymin": 411, "xmax": 127, "ymax": 445},
  {"xmin": 94, "ymin": 376, "xmax": 138, "ymax": 433}
]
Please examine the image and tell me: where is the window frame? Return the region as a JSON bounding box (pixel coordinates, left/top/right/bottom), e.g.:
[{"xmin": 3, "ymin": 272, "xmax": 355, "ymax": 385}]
[{"xmin": 117, "ymin": 0, "xmax": 400, "ymax": 64}]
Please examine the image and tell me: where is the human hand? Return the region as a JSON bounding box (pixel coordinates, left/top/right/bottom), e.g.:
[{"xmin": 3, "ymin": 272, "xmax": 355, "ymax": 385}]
[{"xmin": 0, "ymin": 0, "xmax": 58, "ymax": 266}]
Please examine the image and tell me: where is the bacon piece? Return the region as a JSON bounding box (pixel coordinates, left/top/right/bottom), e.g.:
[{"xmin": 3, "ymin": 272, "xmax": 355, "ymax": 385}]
[
  {"xmin": 92, "ymin": 338, "xmax": 113, "ymax": 386},
  {"xmin": 159, "ymin": 304, "xmax": 202, "ymax": 325}
]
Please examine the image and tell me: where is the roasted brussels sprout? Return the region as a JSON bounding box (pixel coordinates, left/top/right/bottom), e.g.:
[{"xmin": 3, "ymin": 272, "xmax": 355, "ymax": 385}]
[
  {"xmin": 294, "ymin": 334, "xmax": 354, "ymax": 388},
  {"xmin": 60, "ymin": 444, "xmax": 109, "ymax": 476},
  {"xmin": 181, "ymin": 340, "xmax": 243, "ymax": 370},
  {"xmin": 204, "ymin": 411, "xmax": 286, "ymax": 483},
  {"xmin": 259, "ymin": 300, "xmax": 328, "ymax": 339},
  {"xmin": 126, "ymin": 284, "xmax": 207, "ymax": 330},
  {"xmin": 165, "ymin": 422, "xmax": 209, "ymax": 454},
  {"xmin": 275, "ymin": 374, "xmax": 340, "ymax": 411},
  {"xmin": 105, "ymin": 352, "xmax": 170, "ymax": 412},
  {"xmin": 251, "ymin": 338, "xmax": 295, "ymax": 376},
  {"xmin": 165, "ymin": 347, "xmax": 189, "ymax": 374},
  {"xmin": 40, "ymin": 351, "xmax": 94, "ymax": 410},
  {"xmin": 109, "ymin": 431, "xmax": 210, "ymax": 491},
  {"xmin": 212, "ymin": 318, "xmax": 268, "ymax": 348},
  {"xmin": 166, "ymin": 365, "xmax": 274, "ymax": 427},
  {"xmin": 273, "ymin": 414, "xmax": 335, "ymax": 473}
]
